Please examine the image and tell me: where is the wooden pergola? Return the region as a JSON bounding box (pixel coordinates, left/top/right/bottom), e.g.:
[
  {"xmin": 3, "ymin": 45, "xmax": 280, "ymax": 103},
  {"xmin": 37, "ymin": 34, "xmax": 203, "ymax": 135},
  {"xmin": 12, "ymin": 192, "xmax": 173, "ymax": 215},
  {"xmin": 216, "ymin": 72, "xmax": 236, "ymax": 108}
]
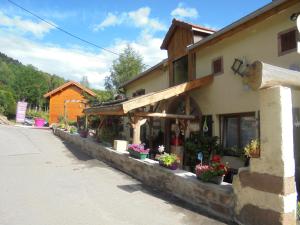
[{"xmin": 84, "ymin": 75, "xmax": 213, "ymax": 144}]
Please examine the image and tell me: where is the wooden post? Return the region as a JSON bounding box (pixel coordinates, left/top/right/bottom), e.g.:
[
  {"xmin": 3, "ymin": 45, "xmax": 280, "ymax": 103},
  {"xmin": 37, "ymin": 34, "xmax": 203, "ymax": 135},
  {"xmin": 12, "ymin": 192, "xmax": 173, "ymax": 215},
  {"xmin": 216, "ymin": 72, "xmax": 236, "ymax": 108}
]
[
  {"xmin": 149, "ymin": 106, "xmax": 154, "ymax": 151},
  {"xmin": 185, "ymin": 95, "xmax": 191, "ymax": 139},
  {"xmin": 132, "ymin": 117, "xmax": 147, "ymax": 144},
  {"xmin": 85, "ymin": 114, "xmax": 88, "ymax": 131},
  {"xmin": 64, "ymin": 100, "xmax": 67, "ymax": 125}
]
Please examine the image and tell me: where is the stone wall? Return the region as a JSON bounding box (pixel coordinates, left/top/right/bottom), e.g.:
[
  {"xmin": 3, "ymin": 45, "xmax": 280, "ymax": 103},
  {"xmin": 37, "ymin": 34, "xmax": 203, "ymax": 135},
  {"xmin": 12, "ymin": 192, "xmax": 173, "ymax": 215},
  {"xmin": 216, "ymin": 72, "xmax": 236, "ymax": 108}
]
[
  {"xmin": 54, "ymin": 128, "xmax": 234, "ymax": 222},
  {"xmin": 233, "ymin": 86, "xmax": 297, "ymax": 225}
]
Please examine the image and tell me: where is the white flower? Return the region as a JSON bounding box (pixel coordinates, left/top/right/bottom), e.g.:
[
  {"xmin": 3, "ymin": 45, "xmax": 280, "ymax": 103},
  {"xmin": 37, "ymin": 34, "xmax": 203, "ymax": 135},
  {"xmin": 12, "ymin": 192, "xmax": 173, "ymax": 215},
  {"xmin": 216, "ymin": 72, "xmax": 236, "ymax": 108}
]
[{"xmin": 158, "ymin": 145, "xmax": 165, "ymax": 153}]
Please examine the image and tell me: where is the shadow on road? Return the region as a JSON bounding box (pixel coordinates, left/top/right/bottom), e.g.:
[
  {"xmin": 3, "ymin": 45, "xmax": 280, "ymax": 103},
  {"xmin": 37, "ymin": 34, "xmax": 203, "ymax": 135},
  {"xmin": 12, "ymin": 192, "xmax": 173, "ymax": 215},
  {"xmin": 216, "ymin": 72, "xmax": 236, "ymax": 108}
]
[
  {"xmin": 117, "ymin": 182, "xmax": 236, "ymax": 225},
  {"xmin": 60, "ymin": 138, "xmax": 235, "ymax": 225},
  {"xmin": 62, "ymin": 141, "xmax": 92, "ymax": 161}
]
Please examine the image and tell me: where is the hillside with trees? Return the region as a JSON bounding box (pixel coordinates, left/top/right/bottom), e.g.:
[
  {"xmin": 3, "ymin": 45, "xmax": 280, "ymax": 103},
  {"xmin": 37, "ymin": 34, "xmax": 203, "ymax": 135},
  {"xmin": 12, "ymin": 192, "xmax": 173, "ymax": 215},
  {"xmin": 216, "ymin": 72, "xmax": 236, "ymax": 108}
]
[{"xmin": 0, "ymin": 52, "xmax": 66, "ymax": 117}]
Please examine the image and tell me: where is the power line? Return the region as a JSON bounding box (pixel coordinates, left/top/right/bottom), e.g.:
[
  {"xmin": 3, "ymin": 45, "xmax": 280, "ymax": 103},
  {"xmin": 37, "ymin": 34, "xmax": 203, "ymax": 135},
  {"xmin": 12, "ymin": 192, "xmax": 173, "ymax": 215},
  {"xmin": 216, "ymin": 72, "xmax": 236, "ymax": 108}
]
[
  {"xmin": 7, "ymin": 0, "xmax": 119, "ymax": 56},
  {"xmin": 7, "ymin": 0, "xmax": 151, "ymax": 69}
]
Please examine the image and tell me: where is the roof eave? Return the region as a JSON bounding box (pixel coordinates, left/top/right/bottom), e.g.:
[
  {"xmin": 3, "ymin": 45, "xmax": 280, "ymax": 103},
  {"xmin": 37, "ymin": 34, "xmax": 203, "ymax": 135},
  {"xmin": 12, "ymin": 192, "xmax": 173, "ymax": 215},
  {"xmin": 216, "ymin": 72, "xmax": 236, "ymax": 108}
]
[{"xmin": 188, "ymin": 0, "xmax": 295, "ymax": 52}]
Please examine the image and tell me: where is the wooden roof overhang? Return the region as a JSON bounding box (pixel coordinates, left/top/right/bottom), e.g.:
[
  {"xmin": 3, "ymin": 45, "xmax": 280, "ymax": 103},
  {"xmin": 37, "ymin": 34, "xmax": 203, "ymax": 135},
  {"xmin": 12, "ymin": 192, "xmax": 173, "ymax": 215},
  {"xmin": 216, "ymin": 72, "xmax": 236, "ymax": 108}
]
[
  {"xmin": 188, "ymin": 0, "xmax": 299, "ymax": 54},
  {"xmin": 84, "ymin": 75, "xmax": 213, "ymax": 117},
  {"xmin": 44, "ymin": 81, "xmax": 96, "ymax": 98}
]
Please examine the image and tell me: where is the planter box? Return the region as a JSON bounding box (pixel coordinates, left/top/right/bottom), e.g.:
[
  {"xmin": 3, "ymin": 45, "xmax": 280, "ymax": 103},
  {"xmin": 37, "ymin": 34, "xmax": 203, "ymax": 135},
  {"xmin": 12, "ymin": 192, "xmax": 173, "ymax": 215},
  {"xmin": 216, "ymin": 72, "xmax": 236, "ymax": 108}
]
[
  {"xmin": 159, "ymin": 161, "xmax": 178, "ymax": 170},
  {"xmin": 113, "ymin": 140, "xmax": 128, "ymax": 152},
  {"xmin": 197, "ymin": 175, "xmax": 224, "ymax": 185},
  {"xmin": 128, "ymin": 149, "xmax": 148, "ymax": 160},
  {"xmin": 79, "ymin": 131, "xmax": 88, "ymax": 138}
]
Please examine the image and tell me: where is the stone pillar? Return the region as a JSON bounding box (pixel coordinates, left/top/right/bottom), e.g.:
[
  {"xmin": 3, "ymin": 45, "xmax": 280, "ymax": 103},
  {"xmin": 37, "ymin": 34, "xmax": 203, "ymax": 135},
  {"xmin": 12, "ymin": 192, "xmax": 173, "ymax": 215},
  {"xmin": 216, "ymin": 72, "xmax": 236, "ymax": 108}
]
[{"xmin": 233, "ymin": 86, "xmax": 297, "ymax": 225}]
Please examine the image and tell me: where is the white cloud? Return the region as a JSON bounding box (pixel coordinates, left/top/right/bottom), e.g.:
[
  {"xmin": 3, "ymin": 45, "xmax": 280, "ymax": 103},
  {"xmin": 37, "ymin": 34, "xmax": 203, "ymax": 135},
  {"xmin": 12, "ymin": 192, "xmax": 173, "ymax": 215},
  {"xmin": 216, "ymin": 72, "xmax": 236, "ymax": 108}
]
[
  {"xmin": 0, "ymin": 31, "xmax": 166, "ymax": 89},
  {"xmin": 0, "ymin": 11, "xmax": 54, "ymax": 38},
  {"xmin": 0, "ymin": 9, "xmax": 167, "ymax": 89},
  {"xmin": 94, "ymin": 7, "xmax": 166, "ymax": 32},
  {"xmin": 94, "ymin": 12, "xmax": 125, "ymax": 31},
  {"xmin": 40, "ymin": 10, "xmax": 78, "ymax": 20},
  {"xmin": 171, "ymin": 3, "xmax": 198, "ymax": 20}
]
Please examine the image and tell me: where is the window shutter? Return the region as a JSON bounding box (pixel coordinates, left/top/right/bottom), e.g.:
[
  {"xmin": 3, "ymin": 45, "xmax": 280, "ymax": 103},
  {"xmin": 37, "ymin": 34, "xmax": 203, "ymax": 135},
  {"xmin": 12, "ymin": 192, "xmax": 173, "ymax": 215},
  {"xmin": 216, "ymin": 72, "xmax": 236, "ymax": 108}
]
[
  {"xmin": 212, "ymin": 57, "xmax": 223, "ymax": 75},
  {"xmin": 281, "ymin": 30, "xmax": 297, "ymax": 52}
]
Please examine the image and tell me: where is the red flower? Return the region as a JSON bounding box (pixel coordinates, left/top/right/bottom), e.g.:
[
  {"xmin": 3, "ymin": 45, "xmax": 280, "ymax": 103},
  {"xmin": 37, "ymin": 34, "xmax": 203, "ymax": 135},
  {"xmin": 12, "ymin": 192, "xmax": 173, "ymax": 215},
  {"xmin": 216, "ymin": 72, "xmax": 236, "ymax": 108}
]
[
  {"xmin": 212, "ymin": 155, "xmax": 221, "ymax": 163},
  {"xmin": 219, "ymin": 164, "xmax": 225, "ymax": 169}
]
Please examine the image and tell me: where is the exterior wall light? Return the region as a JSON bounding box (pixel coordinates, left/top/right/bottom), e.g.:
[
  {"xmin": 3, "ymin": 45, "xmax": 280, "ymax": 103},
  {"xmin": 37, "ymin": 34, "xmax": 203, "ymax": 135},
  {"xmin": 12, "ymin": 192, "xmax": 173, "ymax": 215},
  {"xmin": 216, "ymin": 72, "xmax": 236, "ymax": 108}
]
[
  {"xmin": 290, "ymin": 12, "xmax": 300, "ymax": 22},
  {"xmin": 231, "ymin": 58, "xmax": 245, "ymax": 77}
]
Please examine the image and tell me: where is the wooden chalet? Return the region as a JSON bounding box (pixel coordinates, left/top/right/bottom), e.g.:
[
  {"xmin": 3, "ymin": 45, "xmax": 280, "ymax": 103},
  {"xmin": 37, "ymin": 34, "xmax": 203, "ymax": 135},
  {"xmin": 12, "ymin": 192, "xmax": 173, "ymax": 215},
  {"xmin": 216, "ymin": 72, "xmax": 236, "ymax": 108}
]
[{"xmin": 44, "ymin": 81, "xmax": 96, "ymax": 124}]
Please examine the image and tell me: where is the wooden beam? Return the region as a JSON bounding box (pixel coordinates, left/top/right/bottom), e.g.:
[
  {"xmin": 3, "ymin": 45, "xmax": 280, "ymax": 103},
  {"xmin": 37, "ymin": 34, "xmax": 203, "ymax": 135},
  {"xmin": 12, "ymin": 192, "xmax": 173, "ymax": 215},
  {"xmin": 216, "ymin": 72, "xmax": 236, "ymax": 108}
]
[
  {"xmin": 123, "ymin": 75, "xmax": 213, "ymax": 113},
  {"xmin": 245, "ymin": 61, "xmax": 300, "ymax": 90},
  {"xmin": 83, "ymin": 75, "xmax": 212, "ymax": 116},
  {"xmin": 134, "ymin": 112, "xmax": 196, "ymax": 120},
  {"xmin": 84, "ymin": 105, "xmax": 124, "ymax": 116}
]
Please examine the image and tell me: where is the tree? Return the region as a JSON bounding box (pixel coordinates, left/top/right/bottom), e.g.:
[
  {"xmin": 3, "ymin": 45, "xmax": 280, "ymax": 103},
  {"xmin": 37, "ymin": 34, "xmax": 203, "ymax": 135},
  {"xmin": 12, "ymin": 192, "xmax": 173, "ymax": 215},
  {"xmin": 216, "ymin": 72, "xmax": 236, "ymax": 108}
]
[
  {"xmin": 105, "ymin": 45, "xmax": 145, "ymax": 92},
  {"xmin": 0, "ymin": 90, "xmax": 16, "ymax": 117},
  {"xmin": 80, "ymin": 75, "xmax": 90, "ymax": 88}
]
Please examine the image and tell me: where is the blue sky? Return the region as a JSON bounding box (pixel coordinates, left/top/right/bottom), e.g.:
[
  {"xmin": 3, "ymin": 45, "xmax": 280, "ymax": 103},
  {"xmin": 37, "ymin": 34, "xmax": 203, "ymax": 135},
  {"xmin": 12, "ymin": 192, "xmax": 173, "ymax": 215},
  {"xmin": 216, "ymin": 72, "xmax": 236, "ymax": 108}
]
[{"xmin": 0, "ymin": 0, "xmax": 270, "ymax": 89}]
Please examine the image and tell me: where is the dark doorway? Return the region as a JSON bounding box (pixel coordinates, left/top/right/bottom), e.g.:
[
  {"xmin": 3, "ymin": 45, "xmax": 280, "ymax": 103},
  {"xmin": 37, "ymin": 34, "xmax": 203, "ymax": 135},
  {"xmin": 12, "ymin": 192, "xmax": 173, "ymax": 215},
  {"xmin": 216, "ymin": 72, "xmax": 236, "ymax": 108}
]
[{"xmin": 293, "ymin": 108, "xmax": 300, "ymax": 198}]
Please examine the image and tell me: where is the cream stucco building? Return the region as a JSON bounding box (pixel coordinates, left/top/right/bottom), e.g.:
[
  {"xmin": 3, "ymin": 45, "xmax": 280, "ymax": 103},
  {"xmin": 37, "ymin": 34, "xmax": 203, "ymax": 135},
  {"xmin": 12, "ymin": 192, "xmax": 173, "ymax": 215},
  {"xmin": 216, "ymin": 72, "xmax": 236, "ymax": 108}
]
[{"xmin": 117, "ymin": 0, "xmax": 300, "ymax": 187}]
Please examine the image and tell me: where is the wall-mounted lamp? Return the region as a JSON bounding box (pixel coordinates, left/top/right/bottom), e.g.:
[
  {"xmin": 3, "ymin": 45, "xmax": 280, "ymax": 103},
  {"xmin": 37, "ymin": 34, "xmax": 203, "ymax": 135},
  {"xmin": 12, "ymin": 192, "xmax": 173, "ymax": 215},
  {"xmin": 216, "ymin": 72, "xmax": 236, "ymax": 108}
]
[
  {"xmin": 231, "ymin": 58, "xmax": 245, "ymax": 77},
  {"xmin": 290, "ymin": 12, "xmax": 300, "ymax": 21}
]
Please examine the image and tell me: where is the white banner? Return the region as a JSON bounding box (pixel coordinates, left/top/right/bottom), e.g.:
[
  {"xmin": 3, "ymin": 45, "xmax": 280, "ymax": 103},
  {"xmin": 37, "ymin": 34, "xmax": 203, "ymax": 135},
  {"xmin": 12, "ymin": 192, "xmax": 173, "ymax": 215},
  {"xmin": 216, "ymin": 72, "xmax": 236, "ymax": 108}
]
[{"xmin": 16, "ymin": 101, "xmax": 27, "ymax": 123}]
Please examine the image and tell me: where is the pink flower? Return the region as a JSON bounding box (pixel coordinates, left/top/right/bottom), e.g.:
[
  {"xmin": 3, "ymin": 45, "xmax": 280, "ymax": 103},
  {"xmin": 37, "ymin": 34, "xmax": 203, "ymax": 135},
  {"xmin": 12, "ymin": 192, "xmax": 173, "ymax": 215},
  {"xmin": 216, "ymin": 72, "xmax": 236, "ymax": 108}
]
[{"xmin": 128, "ymin": 144, "xmax": 150, "ymax": 154}]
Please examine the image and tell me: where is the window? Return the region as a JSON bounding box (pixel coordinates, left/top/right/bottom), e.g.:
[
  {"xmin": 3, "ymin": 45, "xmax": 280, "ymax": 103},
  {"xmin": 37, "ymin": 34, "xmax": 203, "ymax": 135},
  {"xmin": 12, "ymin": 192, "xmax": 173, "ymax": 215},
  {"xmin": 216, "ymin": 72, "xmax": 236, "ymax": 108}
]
[
  {"xmin": 278, "ymin": 28, "xmax": 298, "ymax": 56},
  {"xmin": 221, "ymin": 113, "xmax": 258, "ymax": 150},
  {"xmin": 173, "ymin": 55, "xmax": 188, "ymax": 85},
  {"xmin": 132, "ymin": 89, "xmax": 145, "ymax": 97},
  {"xmin": 212, "ymin": 57, "xmax": 223, "ymax": 75}
]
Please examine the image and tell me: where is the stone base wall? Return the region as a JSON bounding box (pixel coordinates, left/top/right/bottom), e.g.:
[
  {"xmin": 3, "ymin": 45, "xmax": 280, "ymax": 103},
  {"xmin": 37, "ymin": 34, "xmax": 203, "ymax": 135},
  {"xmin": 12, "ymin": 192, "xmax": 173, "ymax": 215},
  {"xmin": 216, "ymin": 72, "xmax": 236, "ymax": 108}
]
[{"xmin": 54, "ymin": 129, "xmax": 234, "ymax": 222}]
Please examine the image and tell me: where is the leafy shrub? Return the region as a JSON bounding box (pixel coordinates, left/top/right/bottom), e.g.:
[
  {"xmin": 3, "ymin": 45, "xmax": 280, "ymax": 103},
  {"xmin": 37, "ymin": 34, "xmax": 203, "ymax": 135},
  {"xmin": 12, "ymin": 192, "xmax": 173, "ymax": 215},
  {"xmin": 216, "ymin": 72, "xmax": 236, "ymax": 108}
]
[
  {"xmin": 69, "ymin": 126, "xmax": 77, "ymax": 134},
  {"xmin": 68, "ymin": 120, "xmax": 77, "ymax": 127},
  {"xmin": 0, "ymin": 90, "xmax": 16, "ymax": 117},
  {"xmin": 26, "ymin": 108, "xmax": 49, "ymax": 121}
]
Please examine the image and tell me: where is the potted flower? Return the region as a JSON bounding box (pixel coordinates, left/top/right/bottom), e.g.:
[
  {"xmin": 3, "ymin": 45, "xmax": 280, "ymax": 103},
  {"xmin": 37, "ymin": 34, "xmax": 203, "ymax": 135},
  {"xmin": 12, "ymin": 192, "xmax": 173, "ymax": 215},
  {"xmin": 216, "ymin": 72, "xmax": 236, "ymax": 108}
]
[
  {"xmin": 79, "ymin": 125, "xmax": 88, "ymax": 138},
  {"xmin": 244, "ymin": 139, "xmax": 260, "ymax": 158},
  {"xmin": 195, "ymin": 155, "xmax": 227, "ymax": 184},
  {"xmin": 128, "ymin": 144, "xmax": 149, "ymax": 160},
  {"xmin": 158, "ymin": 153, "xmax": 180, "ymax": 170},
  {"xmin": 69, "ymin": 126, "xmax": 77, "ymax": 134}
]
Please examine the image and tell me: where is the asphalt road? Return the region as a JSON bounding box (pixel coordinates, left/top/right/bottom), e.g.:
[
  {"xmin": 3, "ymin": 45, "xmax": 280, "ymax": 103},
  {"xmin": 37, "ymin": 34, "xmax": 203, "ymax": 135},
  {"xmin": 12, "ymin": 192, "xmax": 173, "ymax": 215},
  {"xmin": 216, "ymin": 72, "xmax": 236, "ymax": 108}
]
[{"xmin": 0, "ymin": 125, "xmax": 226, "ymax": 225}]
